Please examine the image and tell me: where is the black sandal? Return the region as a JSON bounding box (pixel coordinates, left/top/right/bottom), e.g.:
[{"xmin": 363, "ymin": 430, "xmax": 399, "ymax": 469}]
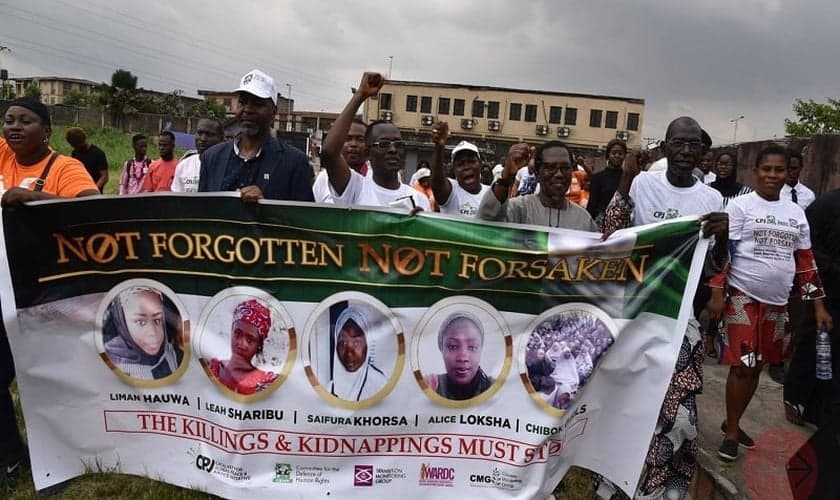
[{"xmin": 784, "ymin": 401, "xmax": 804, "ymax": 426}]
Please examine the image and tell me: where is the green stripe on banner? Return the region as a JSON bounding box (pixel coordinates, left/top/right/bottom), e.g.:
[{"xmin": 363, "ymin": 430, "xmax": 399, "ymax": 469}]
[{"xmin": 2, "ymin": 195, "xmax": 699, "ymax": 318}]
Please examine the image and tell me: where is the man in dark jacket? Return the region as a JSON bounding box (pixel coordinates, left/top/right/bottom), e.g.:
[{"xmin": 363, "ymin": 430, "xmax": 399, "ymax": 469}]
[{"xmin": 199, "ymin": 69, "xmax": 314, "ymax": 202}]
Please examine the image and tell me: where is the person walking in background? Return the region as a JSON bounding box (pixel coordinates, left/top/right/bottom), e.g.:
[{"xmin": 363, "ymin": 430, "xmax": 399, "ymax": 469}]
[
  {"xmin": 119, "ymin": 134, "xmax": 151, "ymax": 195},
  {"xmin": 65, "ymin": 127, "xmax": 108, "ymax": 193},
  {"xmin": 586, "ymin": 139, "xmax": 626, "ymax": 225},
  {"xmin": 170, "ymin": 118, "xmax": 223, "ymax": 193},
  {"xmin": 142, "ymin": 131, "xmax": 178, "ymax": 192},
  {"xmin": 409, "ymin": 165, "xmax": 436, "ymax": 211},
  {"xmin": 784, "ymin": 187, "xmax": 840, "ymax": 427}
]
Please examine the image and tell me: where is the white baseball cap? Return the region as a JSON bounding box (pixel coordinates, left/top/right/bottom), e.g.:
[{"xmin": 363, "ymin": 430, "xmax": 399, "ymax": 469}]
[
  {"xmin": 451, "ymin": 140, "xmax": 481, "ymax": 162},
  {"xmin": 234, "ymin": 69, "xmax": 278, "ymax": 105}
]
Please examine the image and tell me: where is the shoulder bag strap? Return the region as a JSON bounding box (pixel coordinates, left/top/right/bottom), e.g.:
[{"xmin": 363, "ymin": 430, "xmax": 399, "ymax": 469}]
[{"xmin": 33, "ymin": 152, "xmax": 60, "ymax": 192}]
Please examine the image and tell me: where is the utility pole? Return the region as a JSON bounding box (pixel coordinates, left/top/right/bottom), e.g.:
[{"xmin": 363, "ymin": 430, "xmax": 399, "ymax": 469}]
[
  {"xmin": 730, "ymin": 115, "xmax": 744, "ymax": 144},
  {"xmin": 388, "ymin": 56, "xmax": 393, "ymax": 79},
  {"xmin": 285, "ymin": 83, "xmax": 292, "ymax": 132},
  {"xmin": 0, "ymin": 45, "xmax": 10, "ymax": 100}
]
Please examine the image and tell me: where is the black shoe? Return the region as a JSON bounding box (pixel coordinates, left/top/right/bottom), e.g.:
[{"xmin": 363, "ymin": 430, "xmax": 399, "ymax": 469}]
[
  {"xmin": 720, "ymin": 421, "xmax": 756, "ymax": 449},
  {"xmin": 718, "ymin": 439, "xmax": 739, "ymax": 461},
  {"xmin": 768, "ymin": 363, "xmax": 786, "ymax": 385}
]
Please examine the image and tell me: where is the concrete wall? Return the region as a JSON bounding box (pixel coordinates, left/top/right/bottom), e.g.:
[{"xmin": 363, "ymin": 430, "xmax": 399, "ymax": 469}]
[{"xmin": 733, "ymin": 134, "xmax": 840, "ymax": 196}]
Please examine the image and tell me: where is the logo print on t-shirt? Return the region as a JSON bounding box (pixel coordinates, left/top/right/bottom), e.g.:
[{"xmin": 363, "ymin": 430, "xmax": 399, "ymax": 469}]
[{"xmin": 459, "ymin": 202, "xmax": 477, "ymax": 216}]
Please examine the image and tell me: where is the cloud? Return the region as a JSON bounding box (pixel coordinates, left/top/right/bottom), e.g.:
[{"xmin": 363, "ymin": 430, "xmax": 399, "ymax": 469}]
[{"xmin": 2, "ymin": 0, "xmax": 839, "ymax": 141}]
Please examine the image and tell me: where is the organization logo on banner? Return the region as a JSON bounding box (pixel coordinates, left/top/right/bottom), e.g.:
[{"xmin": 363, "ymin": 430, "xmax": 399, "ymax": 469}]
[
  {"xmin": 469, "ymin": 467, "xmax": 523, "ymax": 490},
  {"xmin": 354, "ymin": 465, "xmax": 374, "ymax": 487},
  {"xmin": 273, "ymin": 463, "xmax": 293, "ymax": 484},
  {"xmin": 418, "ymin": 463, "xmax": 455, "ymax": 487},
  {"xmin": 187, "ymin": 448, "xmax": 251, "ymax": 482}
]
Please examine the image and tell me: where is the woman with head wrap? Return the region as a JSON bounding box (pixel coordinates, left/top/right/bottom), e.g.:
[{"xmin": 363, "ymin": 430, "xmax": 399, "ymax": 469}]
[
  {"xmin": 548, "ymin": 341, "xmax": 580, "ymax": 395},
  {"xmin": 426, "ymin": 313, "xmax": 495, "ymax": 401},
  {"xmin": 104, "ymin": 287, "xmax": 183, "ymax": 380},
  {"xmin": 329, "ymin": 306, "xmax": 388, "ymax": 401},
  {"xmin": 209, "ymin": 299, "xmax": 278, "ymax": 395}
]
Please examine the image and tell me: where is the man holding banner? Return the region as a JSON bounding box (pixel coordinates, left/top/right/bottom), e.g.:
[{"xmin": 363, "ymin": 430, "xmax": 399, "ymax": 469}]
[{"xmin": 601, "ymin": 116, "xmax": 728, "ymax": 499}]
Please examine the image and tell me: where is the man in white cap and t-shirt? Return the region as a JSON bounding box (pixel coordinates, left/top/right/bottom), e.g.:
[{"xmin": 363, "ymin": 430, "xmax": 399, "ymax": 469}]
[
  {"xmin": 429, "ymin": 121, "xmax": 490, "ymax": 218},
  {"xmin": 198, "ymin": 69, "xmax": 314, "ymax": 202}
]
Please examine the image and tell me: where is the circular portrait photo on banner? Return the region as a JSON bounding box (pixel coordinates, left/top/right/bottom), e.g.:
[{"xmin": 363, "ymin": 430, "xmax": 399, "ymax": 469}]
[
  {"xmin": 411, "ymin": 297, "xmax": 511, "ymax": 408},
  {"xmin": 520, "ymin": 303, "xmax": 617, "ymax": 415},
  {"xmin": 96, "ymin": 279, "xmax": 190, "ymax": 386},
  {"xmin": 302, "ymin": 292, "xmax": 404, "ymax": 410},
  {"xmin": 194, "ymin": 287, "xmax": 296, "ymax": 402}
]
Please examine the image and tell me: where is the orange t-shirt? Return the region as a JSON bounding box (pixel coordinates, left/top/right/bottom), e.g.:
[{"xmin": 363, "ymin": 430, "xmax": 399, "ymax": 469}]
[
  {"xmin": 142, "ymin": 158, "xmax": 179, "ymax": 192},
  {"xmin": 0, "ymin": 138, "xmax": 98, "ymax": 197}
]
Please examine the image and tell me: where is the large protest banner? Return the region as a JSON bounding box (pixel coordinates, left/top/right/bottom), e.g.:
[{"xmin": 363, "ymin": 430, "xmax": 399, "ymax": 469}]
[{"xmin": 0, "ymin": 194, "xmax": 707, "ymax": 499}]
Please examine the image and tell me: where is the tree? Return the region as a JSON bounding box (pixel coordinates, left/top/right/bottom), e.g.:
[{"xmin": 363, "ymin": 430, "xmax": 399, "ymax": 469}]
[
  {"xmin": 62, "ymin": 89, "xmax": 87, "ymax": 107},
  {"xmin": 100, "ymin": 69, "xmax": 141, "ymax": 129},
  {"xmin": 24, "ymin": 82, "xmax": 41, "ymax": 101},
  {"xmin": 157, "ymin": 90, "xmax": 185, "ymax": 116},
  {"xmin": 784, "ymin": 98, "xmax": 840, "ymax": 136},
  {"xmin": 1, "ymin": 82, "xmax": 15, "ymax": 100},
  {"xmin": 188, "ymin": 99, "xmax": 227, "ymax": 121}
]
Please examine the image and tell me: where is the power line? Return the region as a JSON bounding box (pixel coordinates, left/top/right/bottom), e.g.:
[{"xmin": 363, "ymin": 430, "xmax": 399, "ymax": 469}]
[{"xmin": 3, "ymin": 3, "xmax": 348, "ymax": 108}]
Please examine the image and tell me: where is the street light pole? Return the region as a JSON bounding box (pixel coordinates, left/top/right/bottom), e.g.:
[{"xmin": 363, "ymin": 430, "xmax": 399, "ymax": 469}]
[
  {"xmin": 285, "ymin": 83, "xmax": 292, "ymax": 132},
  {"xmin": 730, "ymin": 115, "xmax": 744, "ymax": 144},
  {"xmin": 388, "ymin": 56, "xmax": 393, "ymax": 79},
  {"xmin": 0, "ymin": 45, "xmax": 10, "ymax": 100}
]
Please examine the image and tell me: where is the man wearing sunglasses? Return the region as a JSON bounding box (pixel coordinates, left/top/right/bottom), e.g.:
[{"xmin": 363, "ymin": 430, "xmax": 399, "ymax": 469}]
[{"xmin": 320, "ymin": 72, "xmax": 430, "ymax": 212}]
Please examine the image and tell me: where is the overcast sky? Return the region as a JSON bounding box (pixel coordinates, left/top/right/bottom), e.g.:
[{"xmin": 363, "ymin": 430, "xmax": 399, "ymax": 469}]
[{"xmin": 1, "ymin": 0, "xmax": 838, "ymax": 145}]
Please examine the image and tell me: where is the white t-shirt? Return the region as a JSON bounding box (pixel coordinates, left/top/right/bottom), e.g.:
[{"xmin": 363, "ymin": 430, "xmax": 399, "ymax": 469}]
[
  {"xmin": 439, "ymin": 179, "xmax": 490, "ymax": 218},
  {"xmin": 781, "ymin": 182, "xmax": 816, "ymax": 209},
  {"xmin": 703, "ymin": 172, "xmax": 716, "ymax": 184},
  {"xmin": 629, "ymin": 169, "xmax": 724, "ymax": 226},
  {"xmin": 647, "ymin": 157, "xmax": 667, "ymax": 172},
  {"xmin": 331, "ymin": 169, "xmax": 431, "ymax": 211},
  {"xmin": 312, "ymin": 164, "xmax": 372, "ymax": 203},
  {"xmin": 726, "ymin": 192, "xmax": 810, "ymax": 305},
  {"xmin": 515, "ymin": 166, "xmax": 537, "ymax": 195},
  {"xmin": 170, "ymin": 154, "xmax": 201, "ymax": 193}
]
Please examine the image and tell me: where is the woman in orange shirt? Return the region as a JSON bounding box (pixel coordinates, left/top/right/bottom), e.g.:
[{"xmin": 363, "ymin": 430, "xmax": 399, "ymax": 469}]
[
  {"xmin": 0, "ymin": 97, "xmax": 99, "ymax": 479},
  {"xmin": 1, "ymin": 97, "xmax": 99, "ymax": 205}
]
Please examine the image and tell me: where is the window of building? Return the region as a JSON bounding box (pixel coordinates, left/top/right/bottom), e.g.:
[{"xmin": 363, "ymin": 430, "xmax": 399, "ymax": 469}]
[
  {"xmin": 438, "ymin": 97, "xmax": 450, "ymax": 115},
  {"xmin": 379, "ymin": 93, "xmax": 392, "ymax": 110},
  {"xmin": 605, "ymin": 111, "xmax": 618, "ymax": 129},
  {"xmin": 509, "ymin": 103, "xmax": 522, "ymax": 121},
  {"xmin": 420, "ymin": 96, "xmax": 432, "ymax": 114},
  {"xmin": 223, "ymin": 98, "xmax": 232, "ymax": 109},
  {"xmin": 549, "ymin": 106, "xmax": 562, "ymax": 124},
  {"xmin": 487, "ymin": 101, "xmax": 500, "ymax": 119},
  {"xmin": 524, "ymin": 104, "xmax": 538, "ymax": 122},
  {"xmin": 589, "ymin": 109, "xmax": 603, "ymax": 127},
  {"xmin": 565, "ymin": 107, "xmax": 577, "ymax": 125},
  {"xmin": 627, "ymin": 112, "xmax": 640, "ymax": 131},
  {"xmin": 453, "ymin": 98, "xmax": 465, "ymax": 116},
  {"xmin": 63, "ymin": 82, "xmax": 72, "ymax": 93},
  {"xmin": 472, "ymin": 100, "xmax": 485, "ymax": 118},
  {"xmin": 406, "ymin": 95, "xmax": 417, "ymax": 112}
]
